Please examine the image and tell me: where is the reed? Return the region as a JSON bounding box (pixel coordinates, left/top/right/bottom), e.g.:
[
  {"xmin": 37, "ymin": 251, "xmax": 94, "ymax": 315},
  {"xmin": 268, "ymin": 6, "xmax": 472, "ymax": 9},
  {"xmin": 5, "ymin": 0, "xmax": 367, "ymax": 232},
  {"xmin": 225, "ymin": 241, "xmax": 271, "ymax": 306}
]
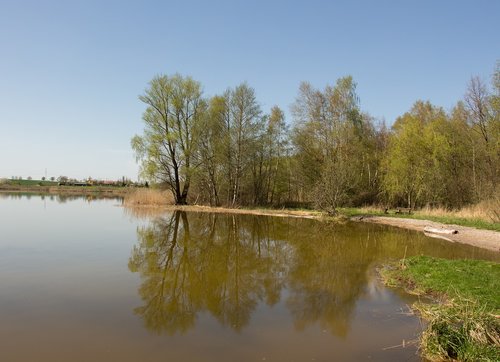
[
  {"xmin": 123, "ymin": 188, "xmax": 174, "ymax": 207},
  {"xmin": 418, "ymin": 199, "xmax": 500, "ymax": 224}
]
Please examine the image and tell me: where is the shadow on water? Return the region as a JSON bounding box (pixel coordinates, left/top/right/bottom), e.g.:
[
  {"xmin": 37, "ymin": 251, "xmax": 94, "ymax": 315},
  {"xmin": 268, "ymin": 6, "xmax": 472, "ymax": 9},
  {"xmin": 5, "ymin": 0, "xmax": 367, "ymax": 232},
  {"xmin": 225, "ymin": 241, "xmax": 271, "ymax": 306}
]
[{"xmin": 128, "ymin": 210, "xmax": 498, "ymax": 337}]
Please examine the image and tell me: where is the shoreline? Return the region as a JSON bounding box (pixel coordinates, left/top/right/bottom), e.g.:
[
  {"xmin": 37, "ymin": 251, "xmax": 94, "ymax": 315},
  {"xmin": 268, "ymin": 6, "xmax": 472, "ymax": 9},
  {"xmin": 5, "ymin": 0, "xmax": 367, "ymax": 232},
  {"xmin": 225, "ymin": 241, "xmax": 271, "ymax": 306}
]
[
  {"xmin": 2, "ymin": 186, "xmax": 498, "ymax": 252},
  {"xmin": 143, "ymin": 204, "xmax": 322, "ymax": 219},
  {"xmin": 125, "ymin": 204, "xmax": 500, "ymax": 252}
]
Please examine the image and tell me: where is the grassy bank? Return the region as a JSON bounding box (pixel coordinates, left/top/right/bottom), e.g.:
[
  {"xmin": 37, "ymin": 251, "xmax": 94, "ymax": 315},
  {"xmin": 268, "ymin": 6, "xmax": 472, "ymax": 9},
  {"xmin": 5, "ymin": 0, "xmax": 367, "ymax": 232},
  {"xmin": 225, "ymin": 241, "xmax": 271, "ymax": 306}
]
[
  {"xmin": 2, "ymin": 179, "xmax": 58, "ymax": 187},
  {"xmin": 381, "ymin": 256, "xmax": 500, "ymax": 361}
]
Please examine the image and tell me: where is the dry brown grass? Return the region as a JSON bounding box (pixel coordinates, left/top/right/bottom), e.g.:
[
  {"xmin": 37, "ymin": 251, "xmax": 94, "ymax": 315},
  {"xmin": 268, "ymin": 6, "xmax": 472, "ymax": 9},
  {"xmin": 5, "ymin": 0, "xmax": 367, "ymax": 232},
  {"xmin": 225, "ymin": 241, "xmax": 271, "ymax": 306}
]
[
  {"xmin": 418, "ymin": 199, "xmax": 500, "ymax": 224},
  {"xmin": 356, "ymin": 199, "xmax": 500, "ymax": 224},
  {"xmin": 357, "ymin": 205, "xmax": 385, "ymax": 214},
  {"xmin": 123, "ymin": 188, "xmax": 174, "ymax": 207}
]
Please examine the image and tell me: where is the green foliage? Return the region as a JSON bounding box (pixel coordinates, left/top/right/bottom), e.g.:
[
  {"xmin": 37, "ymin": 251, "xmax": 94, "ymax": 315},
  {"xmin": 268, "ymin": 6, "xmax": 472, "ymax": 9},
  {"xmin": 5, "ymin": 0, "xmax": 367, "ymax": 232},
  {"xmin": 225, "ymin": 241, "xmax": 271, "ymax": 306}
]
[
  {"xmin": 382, "ymin": 92, "xmax": 499, "ymax": 208},
  {"xmin": 382, "ymin": 101, "xmax": 463, "ymax": 208},
  {"xmin": 193, "ymin": 84, "xmax": 292, "ymax": 207},
  {"xmin": 132, "ymin": 74, "xmax": 205, "ymax": 204},
  {"xmin": 6, "ymin": 179, "xmax": 57, "ymax": 186},
  {"xmin": 131, "ymin": 64, "xmax": 499, "ymax": 210},
  {"xmin": 291, "ymin": 76, "xmax": 384, "ymax": 212}
]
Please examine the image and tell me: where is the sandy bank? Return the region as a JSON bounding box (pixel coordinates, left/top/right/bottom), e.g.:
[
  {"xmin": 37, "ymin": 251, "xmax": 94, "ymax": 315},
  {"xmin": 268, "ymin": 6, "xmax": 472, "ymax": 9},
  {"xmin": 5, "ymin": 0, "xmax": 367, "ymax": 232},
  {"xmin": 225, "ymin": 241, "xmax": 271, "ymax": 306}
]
[
  {"xmin": 142, "ymin": 204, "xmax": 322, "ymax": 219},
  {"xmin": 353, "ymin": 215, "xmax": 500, "ymax": 252}
]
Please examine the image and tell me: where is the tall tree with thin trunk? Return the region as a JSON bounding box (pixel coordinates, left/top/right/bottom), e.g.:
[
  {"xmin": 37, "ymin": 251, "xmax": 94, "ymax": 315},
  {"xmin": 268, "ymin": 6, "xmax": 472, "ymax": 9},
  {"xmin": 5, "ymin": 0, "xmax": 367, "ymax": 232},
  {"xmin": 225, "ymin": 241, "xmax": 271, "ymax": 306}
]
[
  {"xmin": 227, "ymin": 83, "xmax": 262, "ymax": 206},
  {"xmin": 197, "ymin": 95, "xmax": 228, "ymax": 206},
  {"xmin": 465, "ymin": 75, "xmax": 499, "ymax": 197},
  {"xmin": 264, "ymin": 106, "xmax": 288, "ymax": 204}
]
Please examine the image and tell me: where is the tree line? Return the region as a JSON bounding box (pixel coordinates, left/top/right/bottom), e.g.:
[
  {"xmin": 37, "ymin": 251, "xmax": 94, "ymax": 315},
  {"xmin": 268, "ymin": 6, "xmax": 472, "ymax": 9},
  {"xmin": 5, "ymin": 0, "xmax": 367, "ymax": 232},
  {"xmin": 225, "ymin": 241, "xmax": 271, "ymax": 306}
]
[{"xmin": 132, "ymin": 64, "xmax": 499, "ymax": 211}]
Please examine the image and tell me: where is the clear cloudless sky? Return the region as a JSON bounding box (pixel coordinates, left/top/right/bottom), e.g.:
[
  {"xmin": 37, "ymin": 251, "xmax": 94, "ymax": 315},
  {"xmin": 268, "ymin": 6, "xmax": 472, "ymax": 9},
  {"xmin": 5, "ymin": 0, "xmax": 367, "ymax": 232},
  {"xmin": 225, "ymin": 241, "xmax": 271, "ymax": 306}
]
[{"xmin": 0, "ymin": 0, "xmax": 498, "ymax": 181}]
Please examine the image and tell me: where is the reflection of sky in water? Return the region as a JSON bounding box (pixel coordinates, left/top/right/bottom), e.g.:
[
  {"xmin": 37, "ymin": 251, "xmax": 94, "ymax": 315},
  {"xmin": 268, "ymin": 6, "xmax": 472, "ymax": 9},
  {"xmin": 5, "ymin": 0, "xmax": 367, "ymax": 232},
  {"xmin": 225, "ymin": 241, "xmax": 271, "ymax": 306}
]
[{"xmin": 0, "ymin": 194, "xmax": 497, "ymax": 361}]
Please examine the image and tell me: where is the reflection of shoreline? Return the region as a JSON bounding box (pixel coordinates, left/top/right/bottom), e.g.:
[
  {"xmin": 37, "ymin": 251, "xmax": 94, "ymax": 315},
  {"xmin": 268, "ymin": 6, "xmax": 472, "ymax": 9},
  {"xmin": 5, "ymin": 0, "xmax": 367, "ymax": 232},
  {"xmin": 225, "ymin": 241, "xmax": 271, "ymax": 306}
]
[
  {"xmin": 124, "ymin": 204, "xmax": 321, "ymax": 219},
  {"xmin": 0, "ymin": 185, "xmax": 131, "ymax": 197},
  {"xmin": 127, "ymin": 211, "xmax": 496, "ymax": 337},
  {"xmin": 0, "ymin": 192, "xmax": 124, "ymax": 203},
  {"xmin": 129, "ymin": 211, "xmax": 277, "ymax": 335},
  {"xmin": 123, "ymin": 204, "xmax": 500, "ymax": 252}
]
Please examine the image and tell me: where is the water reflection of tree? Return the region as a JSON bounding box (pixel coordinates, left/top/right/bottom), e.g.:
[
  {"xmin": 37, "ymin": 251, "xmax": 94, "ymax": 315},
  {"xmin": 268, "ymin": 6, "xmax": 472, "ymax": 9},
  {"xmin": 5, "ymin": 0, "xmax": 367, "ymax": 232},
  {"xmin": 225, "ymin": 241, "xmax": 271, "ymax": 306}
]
[
  {"xmin": 128, "ymin": 213, "xmax": 497, "ymax": 337},
  {"xmin": 0, "ymin": 192, "xmax": 123, "ymax": 204},
  {"xmin": 285, "ymin": 223, "xmax": 377, "ymax": 338},
  {"xmin": 128, "ymin": 214, "xmax": 394, "ymax": 337},
  {"xmin": 129, "ymin": 212, "xmax": 290, "ymax": 334},
  {"xmin": 128, "ymin": 212, "xmax": 198, "ymax": 334}
]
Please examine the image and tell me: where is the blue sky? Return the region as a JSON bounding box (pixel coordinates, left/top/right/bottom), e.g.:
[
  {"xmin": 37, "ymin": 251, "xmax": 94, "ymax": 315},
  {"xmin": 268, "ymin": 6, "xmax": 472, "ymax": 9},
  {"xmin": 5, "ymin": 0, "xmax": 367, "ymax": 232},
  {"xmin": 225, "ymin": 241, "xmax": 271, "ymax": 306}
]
[{"xmin": 0, "ymin": 0, "xmax": 498, "ymax": 180}]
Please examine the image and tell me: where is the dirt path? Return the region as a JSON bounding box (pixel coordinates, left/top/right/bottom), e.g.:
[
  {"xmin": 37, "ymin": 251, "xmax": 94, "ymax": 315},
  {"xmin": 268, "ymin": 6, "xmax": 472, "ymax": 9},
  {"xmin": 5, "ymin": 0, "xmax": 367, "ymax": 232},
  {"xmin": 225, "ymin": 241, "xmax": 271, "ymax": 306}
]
[{"xmin": 353, "ymin": 216, "xmax": 500, "ymax": 252}]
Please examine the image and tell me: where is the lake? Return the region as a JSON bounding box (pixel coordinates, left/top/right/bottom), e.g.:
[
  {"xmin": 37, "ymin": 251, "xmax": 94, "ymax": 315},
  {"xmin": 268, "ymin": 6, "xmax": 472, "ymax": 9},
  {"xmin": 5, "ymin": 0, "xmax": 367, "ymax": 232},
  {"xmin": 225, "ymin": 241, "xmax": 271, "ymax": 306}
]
[{"xmin": 0, "ymin": 194, "xmax": 498, "ymax": 361}]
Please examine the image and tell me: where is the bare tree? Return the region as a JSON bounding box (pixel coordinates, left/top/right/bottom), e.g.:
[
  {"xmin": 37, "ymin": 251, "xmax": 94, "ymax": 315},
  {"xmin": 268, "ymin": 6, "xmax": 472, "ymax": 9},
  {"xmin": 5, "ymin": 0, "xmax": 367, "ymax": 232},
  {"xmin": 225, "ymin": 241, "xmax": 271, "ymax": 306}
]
[
  {"xmin": 464, "ymin": 76, "xmax": 498, "ymax": 195},
  {"xmin": 465, "ymin": 76, "xmax": 491, "ymax": 143}
]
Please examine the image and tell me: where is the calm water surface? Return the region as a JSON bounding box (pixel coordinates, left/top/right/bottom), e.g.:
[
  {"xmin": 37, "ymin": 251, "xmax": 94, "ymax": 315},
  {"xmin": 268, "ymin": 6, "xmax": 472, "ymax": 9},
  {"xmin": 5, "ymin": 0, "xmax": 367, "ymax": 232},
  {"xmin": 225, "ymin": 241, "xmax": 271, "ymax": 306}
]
[{"xmin": 0, "ymin": 194, "xmax": 498, "ymax": 361}]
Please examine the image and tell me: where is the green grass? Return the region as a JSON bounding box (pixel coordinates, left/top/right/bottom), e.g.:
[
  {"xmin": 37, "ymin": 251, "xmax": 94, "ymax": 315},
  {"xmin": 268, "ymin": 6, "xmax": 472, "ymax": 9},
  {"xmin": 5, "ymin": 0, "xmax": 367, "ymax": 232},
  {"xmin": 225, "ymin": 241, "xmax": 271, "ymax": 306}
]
[
  {"xmin": 341, "ymin": 207, "xmax": 500, "ymax": 231},
  {"xmin": 381, "ymin": 256, "xmax": 500, "ymax": 361},
  {"xmin": 383, "ymin": 256, "xmax": 500, "ymax": 310},
  {"xmin": 4, "ymin": 179, "xmax": 58, "ymax": 186}
]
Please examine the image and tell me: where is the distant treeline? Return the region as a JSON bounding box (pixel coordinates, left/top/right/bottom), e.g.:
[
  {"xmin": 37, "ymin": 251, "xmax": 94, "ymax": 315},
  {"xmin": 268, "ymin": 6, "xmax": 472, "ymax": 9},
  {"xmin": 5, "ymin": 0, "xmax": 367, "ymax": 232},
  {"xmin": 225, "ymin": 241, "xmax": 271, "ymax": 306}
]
[
  {"xmin": 3, "ymin": 177, "xmax": 145, "ymax": 188},
  {"xmin": 132, "ymin": 64, "xmax": 499, "ymax": 211}
]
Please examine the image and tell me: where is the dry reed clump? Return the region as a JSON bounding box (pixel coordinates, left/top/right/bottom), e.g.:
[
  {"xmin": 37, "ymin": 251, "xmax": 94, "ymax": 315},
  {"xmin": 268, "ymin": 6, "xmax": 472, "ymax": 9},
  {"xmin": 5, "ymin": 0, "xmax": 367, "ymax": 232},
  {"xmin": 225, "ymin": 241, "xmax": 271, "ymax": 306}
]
[
  {"xmin": 123, "ymin": 189, "xmax": 174, "ymax": 207},
  {"xmin": 418, "ymin": 199, "xmax": 500, "ymax": 224},
  {"xmin": 359, "ymin": 199, "xmax": 500, "ymax": 224},
  {"xmin": 358, "ymin": 205, "xmax": 385, "ymax": 214},
  {"xmin": 415, "ymin": 299, "xmax": 500, "ymax": 361}
]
